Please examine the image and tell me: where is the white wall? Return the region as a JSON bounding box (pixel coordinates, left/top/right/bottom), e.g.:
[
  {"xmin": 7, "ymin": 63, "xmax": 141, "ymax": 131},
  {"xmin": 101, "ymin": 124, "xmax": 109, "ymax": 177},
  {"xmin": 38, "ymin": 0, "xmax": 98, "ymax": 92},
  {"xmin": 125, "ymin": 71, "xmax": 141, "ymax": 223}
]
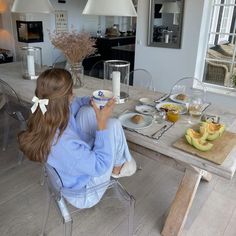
[
  {"xmin": 2, "ymin": 0, "xmax": 101, "ymax": 66},
  {"xmin": 134, "ymin": 0, "xmax": 236, "ymax": 109}
]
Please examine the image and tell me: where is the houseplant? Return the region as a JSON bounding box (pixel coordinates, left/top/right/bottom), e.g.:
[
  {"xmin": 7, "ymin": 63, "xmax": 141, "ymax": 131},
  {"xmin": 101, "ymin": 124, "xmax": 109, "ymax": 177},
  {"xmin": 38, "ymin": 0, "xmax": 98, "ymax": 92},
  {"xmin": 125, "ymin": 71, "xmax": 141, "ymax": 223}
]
[{"xmin": 49, "ymin": 30, "xmax": 96, "ymax": 87}]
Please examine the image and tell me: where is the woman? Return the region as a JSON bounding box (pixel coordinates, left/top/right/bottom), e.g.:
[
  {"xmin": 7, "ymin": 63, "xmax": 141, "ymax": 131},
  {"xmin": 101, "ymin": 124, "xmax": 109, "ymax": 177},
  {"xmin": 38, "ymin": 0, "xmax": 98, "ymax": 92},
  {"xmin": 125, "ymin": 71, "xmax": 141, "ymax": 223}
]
[{"xmin": 18, "ymin": 68, "xmax": 136, "ymax": 208}]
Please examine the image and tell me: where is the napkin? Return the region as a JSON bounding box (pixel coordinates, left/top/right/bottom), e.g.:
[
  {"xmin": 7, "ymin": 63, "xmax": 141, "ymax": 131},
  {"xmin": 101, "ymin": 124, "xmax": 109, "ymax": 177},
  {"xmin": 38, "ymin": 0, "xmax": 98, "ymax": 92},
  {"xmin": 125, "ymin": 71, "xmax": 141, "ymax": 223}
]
[{"xmin": 125, "ymin": 120, "xmax": 174, "ymax": 140}]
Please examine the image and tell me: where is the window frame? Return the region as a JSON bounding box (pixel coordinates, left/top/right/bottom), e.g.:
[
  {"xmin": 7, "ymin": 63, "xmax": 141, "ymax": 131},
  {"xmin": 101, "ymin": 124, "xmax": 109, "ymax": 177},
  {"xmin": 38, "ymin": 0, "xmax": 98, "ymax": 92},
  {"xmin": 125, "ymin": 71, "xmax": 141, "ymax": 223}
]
[{"xmin": 197, "ymin": 0, "xmax": 236, "ymax": 91}]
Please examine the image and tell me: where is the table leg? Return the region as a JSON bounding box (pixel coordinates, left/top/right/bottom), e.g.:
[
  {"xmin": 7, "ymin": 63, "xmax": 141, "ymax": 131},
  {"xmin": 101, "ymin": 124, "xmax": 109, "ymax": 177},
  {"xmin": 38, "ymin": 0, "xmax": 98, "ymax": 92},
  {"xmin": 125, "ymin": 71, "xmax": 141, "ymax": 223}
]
[{"xmin": 161, "ymin": 168, "xmax": 202, "ymax": 236}]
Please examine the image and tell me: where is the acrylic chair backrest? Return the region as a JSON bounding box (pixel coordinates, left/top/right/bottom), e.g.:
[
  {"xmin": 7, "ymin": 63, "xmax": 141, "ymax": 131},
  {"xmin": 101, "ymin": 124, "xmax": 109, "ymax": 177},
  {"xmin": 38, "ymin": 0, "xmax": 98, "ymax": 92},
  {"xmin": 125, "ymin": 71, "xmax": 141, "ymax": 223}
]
[
  {"xmin": 52, "ymin": 54, "xmax": 67, "ymax": 69},
  {"xmin": 45, "ymin": 164, "xmax": 63, "ymax": 201},
  {"xmin": 170, "ymin": 77, "xmax": 207, "ymax": 103},
  {"xmin": 130, "ymin": 69, "xmax": 154, "ymax": 90},
  {"xmin": 0, "ymin": 91, "xmax": 6, "ymax": 110},
  {"xmin": 89, "ymin": 60, "xmax": 105, "ymax": 79},
  {"xmin": 0, "ymin": 78, "xmax": 26, "ymax": 119},
  {"xmin": 45, "ymin": 163, "xmax": 117, "ymax": 202}
]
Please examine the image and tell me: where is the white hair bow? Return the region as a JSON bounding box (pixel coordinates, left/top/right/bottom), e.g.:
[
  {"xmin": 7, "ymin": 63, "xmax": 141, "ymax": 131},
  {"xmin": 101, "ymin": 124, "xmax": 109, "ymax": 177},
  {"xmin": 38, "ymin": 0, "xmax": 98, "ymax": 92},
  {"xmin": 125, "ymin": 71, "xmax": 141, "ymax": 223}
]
[{"xmin": 31, "ymin": 96, "xmax": 49, "ymax": 115}]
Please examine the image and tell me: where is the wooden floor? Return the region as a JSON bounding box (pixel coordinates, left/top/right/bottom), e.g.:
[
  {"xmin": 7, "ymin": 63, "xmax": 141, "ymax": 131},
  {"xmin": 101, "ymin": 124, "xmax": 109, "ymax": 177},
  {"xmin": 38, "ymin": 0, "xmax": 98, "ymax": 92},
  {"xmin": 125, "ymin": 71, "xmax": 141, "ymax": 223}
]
[{"xmin": 1, "ymin": 114, "xmax": 236, "ymax": 236}]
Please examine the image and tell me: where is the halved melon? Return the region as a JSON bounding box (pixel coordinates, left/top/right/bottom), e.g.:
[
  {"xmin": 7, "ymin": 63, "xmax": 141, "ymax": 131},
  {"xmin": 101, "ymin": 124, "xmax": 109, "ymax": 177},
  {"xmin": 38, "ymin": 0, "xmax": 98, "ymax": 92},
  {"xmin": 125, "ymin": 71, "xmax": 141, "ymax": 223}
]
[
  {"xmin": 185, "ymin": 126, "xmax": 212, "ymax": 151},
  {"xmin": 185, "ymin": 134, "xmax": 192, "ymax": 145},
  {"xmin": 192, "ymin": 138, "xmax": 213, "ymax": 152},
  {"xmin": 201, "ymin": 122, "xmax": 225, "ymax": 141},
  {"xmin": 186, "ymin": 126, "xmax": 208, "ymax": 141}
]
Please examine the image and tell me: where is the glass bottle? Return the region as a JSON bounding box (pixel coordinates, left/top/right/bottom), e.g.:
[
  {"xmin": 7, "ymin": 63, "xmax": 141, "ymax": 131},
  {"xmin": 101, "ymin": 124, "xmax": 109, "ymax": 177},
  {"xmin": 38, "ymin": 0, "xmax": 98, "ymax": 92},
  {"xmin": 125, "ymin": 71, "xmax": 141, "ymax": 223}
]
[{"xmin": 69, "ymin": 62, "xmax": 84, "ymax": 88}]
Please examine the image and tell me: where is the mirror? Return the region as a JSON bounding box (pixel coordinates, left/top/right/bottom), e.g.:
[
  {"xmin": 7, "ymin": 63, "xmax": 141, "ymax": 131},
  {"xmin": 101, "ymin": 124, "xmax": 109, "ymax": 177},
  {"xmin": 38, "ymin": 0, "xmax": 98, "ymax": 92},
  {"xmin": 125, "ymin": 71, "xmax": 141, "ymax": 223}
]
[{"xmin": 148, "ymin": 0, "xmax": 185, "ymax": 48}]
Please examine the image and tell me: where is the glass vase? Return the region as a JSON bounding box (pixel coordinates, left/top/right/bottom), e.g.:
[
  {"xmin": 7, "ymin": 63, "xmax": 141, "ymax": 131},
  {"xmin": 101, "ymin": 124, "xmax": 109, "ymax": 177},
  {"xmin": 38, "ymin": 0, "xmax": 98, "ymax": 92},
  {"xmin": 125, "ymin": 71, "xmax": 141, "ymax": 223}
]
[{"xmin": 69, "ymin": 62, "xmax": 84, "ymax": 88}]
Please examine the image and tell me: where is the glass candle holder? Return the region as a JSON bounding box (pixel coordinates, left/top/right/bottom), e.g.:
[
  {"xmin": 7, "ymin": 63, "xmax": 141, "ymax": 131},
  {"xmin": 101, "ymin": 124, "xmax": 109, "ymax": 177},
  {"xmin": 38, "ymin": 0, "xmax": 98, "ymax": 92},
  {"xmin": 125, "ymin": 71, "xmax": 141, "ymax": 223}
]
[
  {"xmin": 104, "ymin": 60, "xmax": 130, "ymax": 104},
  {"xmin": 20, "ymin": 46, "xmax": 42, "ymax": 80}
]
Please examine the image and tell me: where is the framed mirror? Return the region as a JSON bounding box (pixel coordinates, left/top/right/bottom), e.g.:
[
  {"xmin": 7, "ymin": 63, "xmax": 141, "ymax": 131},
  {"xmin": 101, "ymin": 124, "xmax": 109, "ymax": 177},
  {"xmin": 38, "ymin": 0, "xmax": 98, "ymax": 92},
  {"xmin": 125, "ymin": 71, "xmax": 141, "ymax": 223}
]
[{"xmin": 148, "ymin": 0, "xmax": 185, "ymax": 48}]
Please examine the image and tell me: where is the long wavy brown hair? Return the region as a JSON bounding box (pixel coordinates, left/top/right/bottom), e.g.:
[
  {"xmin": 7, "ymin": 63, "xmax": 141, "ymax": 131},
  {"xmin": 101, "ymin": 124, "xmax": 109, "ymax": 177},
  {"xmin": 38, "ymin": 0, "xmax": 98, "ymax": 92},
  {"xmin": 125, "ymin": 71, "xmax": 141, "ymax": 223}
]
[{"xmin": 18, "ymin": 68, "xmax": 73, "ymax": 163}]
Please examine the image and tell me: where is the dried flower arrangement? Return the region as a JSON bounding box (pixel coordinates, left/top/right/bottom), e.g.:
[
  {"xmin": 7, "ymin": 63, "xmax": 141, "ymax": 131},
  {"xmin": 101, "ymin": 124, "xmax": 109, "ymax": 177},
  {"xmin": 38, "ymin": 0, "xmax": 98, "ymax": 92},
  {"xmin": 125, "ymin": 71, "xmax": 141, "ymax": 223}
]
[{"xmin": 49, "ymin": 30, "xmax": 96, "ymax": 64}]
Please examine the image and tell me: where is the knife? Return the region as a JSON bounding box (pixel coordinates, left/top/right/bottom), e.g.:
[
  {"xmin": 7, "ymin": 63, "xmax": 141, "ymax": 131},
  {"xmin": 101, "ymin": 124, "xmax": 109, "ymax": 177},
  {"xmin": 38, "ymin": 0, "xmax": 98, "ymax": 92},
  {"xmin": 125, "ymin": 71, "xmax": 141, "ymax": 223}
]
[
  {"xmin": 151, "ymin": 125, "xmax": 167, "ymax": 138},
  {"xmin": 154, "ymin": 93, "xmax": 169, "ymax": 103}
]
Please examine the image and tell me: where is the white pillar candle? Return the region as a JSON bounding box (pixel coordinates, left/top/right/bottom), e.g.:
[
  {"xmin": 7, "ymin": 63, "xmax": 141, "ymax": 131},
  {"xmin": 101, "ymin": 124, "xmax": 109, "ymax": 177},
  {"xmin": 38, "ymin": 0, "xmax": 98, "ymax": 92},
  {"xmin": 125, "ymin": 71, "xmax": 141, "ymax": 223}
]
[
  {"xmin": 112, "ymin": 71, "xmax": 120, "ymax": 100},
  {"xmin": 165, "ymin": 34, "xmax": 169, "ymax": 43},
  {"xmin": 27, "ymin": 55, "xmax": 35, "ymax": 76}
]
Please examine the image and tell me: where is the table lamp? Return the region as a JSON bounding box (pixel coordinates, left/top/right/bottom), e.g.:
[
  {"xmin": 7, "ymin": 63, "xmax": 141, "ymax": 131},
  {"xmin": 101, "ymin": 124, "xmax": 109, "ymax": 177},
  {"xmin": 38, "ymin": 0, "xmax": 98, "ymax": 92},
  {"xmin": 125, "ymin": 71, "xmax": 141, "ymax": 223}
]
[
  {"xmin": 0, "ymin": 0, "xmax": 7, "ymax": 13},
  {"xmin": 82, "ymin": 0, "xmax": 137, "ymax": 17},
  {"xmin": 83, "ymin": 0, "xmax": 137, "ymax": 37},
  {"xmin": 160, "ymin": 1, "xmax": 180, "ymax": 25}
]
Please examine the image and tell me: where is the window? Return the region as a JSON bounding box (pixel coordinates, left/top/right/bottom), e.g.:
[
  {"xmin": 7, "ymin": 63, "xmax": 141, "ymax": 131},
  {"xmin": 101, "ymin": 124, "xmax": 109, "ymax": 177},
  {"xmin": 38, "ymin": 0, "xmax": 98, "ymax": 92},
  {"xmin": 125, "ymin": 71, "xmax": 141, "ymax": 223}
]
[{"xmin": 203, "ymin": 0, "xmax": 236, "ymax": 88}]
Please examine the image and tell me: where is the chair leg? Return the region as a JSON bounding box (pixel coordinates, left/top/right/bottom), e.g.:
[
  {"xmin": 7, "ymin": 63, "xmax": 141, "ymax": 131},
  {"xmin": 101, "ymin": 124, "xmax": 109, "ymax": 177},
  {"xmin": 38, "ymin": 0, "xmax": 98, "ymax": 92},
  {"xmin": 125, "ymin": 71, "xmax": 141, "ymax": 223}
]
[
  {"xmin": 17, "ymin": 120, "xmax": 27, "ymax": 164},
  {"xmin": 40, "ymin": 165, "xmax": 45, "ymax": 186},
  {"xmin": 17, "ymin": 150, "xmax": 24, "ymax": 165},
  {"xmin": 57, "ymin": 198, "xmax": 73, "ymax": 236},
  {"xmin": 40, "ymin": 191, "xmax": 52, "ymax": 236},
  {"xmin": 2, "ymin": 111, "xmax": 9, "ymax": 151},
  {"xmin": 115, "ymin": 181, "xmax": 135, "ymax": 235},
  {"xmin": 64, "ymin": 220, "xmax": 73, "ymax": 236},
  {"xmin": 128, "ymin": 196, "xmax": 135, "ymax": 236}
]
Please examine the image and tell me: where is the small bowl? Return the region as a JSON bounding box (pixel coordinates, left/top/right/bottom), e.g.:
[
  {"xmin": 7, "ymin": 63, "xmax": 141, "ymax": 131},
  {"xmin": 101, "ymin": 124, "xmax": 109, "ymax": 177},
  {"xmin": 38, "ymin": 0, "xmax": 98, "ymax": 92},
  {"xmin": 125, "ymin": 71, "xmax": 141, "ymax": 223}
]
[
  {"xmin": 93, "ymin": 90, "xmax": 113, "ymax": 109},
  {"xmin": 139, "ymin": 97, "xmax": 155, "ymax": 106}
]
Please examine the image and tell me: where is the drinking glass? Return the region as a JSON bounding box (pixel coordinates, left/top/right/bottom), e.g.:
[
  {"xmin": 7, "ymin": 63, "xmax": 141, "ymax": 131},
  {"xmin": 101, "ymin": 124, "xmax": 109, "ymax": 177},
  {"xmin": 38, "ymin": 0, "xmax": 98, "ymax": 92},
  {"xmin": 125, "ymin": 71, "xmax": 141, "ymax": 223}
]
[{"xmin": 187, "ymin": 94, "xmax": 204, "ymax": 124}]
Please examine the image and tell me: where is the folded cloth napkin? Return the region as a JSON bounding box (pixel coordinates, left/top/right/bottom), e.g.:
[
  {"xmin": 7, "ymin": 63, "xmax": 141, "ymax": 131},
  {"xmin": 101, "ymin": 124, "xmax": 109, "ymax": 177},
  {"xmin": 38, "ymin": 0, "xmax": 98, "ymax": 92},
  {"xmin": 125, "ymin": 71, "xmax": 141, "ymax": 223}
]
[{"xmin": 111, "ymin": 158, "xmax": 137, "ymax": 178}]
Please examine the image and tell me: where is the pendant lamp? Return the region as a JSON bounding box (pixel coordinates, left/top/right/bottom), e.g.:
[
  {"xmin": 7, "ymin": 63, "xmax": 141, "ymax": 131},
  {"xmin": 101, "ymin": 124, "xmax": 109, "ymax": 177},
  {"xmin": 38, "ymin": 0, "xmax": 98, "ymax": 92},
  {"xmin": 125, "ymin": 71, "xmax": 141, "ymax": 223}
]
[
  {"xmin": 11, "ymin": 0, "xmax": 54, "ymax": 13},
  {"xmin": 82, "ymin": 0, "xmax": 137, "ymax": 17}
]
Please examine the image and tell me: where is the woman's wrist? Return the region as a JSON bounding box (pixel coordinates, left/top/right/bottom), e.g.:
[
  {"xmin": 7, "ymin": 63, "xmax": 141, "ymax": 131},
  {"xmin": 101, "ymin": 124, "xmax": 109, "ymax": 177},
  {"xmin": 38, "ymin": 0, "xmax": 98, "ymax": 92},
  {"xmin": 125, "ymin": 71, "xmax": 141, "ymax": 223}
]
[{"xmin": 97, "ymin": 121, "xmax": 107, "ymax": 130}]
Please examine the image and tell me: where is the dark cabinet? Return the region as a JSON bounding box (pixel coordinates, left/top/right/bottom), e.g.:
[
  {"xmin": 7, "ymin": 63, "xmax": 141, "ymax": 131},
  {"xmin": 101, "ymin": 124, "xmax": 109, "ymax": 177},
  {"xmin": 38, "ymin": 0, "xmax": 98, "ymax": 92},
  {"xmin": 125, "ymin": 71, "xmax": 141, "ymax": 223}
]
[
  {"xmin": 83, "ymin": 36, "xmax": 135, "ymax": 76},
  {"xmin": 95, "ymin": 36, "xmax": 135, "ymax": 60}
]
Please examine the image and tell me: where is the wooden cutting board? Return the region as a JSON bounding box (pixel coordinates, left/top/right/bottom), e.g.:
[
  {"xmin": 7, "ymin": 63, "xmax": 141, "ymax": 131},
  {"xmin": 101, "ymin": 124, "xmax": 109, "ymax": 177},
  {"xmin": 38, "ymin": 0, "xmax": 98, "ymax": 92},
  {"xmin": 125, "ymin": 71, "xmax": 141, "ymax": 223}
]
[{"xmin": 173, "ymin": 131, "xmax": 236, "ymax": 165}]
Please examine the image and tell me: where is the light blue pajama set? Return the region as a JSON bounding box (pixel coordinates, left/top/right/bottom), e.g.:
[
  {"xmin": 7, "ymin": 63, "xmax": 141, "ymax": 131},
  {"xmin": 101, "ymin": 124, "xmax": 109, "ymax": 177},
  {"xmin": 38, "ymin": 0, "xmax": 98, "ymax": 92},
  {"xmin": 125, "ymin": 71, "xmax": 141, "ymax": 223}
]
[{"xmin": 47, "ymin": 96, "xmax": 132, "ymax": 208}]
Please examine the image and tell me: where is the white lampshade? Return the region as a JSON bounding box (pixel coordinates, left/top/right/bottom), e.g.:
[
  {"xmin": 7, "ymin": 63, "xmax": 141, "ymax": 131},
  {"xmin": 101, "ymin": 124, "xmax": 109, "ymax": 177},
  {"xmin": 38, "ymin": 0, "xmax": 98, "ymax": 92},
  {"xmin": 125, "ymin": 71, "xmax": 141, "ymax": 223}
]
[
  {"xmin": 82, "ymin": 0, "xmax": 137, "ymax": 17},
  {"xmin": 11, "ymin": 0, "xmax": 54, "ymax": 13},
  {"xmin": 160, "ymin": 2, "xmax": 180, "ymax": 14}
]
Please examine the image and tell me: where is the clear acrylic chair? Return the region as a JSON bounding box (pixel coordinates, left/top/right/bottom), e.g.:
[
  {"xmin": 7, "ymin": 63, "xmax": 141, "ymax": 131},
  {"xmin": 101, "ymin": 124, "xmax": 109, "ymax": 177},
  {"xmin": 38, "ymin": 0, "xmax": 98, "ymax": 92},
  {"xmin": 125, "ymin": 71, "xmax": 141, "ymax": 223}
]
[
  {"xmin": 41, "ymin": 163, "xmax": 135, "ymax": 236},
  {"xmin": 169, "ymin": 77, "xmax": 207, "ymax": 103},
  {"xmin": 129, "ymin": 69, "xmax": 154, "ymax": 90},
  {"xmin": 0, "ymin": 79, "xmax": 30, "ymax": 164},
  {"xmin": 89, "ymin": 60, "xmax": 105, "ymax": 79}
]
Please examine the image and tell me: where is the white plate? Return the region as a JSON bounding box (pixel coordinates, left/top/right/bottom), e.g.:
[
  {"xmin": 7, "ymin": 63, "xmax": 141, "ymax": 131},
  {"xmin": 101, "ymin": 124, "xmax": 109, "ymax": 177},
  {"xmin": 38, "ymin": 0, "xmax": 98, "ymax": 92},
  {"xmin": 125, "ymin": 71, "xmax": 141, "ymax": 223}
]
[
  {"xmin": 119, "ymin": 112, "xmax": 153, "ymax": 130},
  {"xmin": 169, "ymin": 94, "xmax": 189, "ymax": 104},
  {"xmin": 155, "ymin": 102, "xmax": 187, "ymax": 114},
  {"xmin": 139, "ymin": 97, "xmax": 155, "ymax": 106},
  {"xmin": 135, "ymin": 105, "xmax": 156, "ymax": 115}
]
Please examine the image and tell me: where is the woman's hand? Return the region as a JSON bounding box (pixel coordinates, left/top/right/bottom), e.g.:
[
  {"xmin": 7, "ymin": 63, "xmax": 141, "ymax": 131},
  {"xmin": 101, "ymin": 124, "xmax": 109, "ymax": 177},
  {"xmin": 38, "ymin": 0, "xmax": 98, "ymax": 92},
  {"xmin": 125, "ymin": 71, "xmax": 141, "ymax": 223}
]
[{"xmin": 91, "ymin": 98, "xmax": 116, "ymax": 130}]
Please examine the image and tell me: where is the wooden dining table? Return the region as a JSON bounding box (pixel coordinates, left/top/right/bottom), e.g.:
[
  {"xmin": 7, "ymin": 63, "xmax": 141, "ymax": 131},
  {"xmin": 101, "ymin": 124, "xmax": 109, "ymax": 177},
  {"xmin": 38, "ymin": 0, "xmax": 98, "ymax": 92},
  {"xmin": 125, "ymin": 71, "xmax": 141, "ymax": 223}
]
[{"xmin": 1, "ymin": 62, "xmax": 236, "ymax": 236}]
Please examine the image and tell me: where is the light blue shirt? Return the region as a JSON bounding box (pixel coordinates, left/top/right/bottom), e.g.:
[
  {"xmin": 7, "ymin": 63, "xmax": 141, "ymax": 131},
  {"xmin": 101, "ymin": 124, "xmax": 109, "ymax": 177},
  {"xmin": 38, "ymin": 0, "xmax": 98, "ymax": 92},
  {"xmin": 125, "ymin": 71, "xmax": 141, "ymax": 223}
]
[{"xmin": 47, "ymin": 96, "xmax": 113, "ymax": 190}]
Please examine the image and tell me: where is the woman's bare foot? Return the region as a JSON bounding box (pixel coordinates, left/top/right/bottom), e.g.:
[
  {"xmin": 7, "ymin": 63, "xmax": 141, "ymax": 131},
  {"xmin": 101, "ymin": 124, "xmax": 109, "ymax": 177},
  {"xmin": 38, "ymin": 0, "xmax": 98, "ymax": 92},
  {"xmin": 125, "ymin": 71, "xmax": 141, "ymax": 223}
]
[{"xmin": 112, "ymin": 164, "xmax": 124, "ymax": 175}]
